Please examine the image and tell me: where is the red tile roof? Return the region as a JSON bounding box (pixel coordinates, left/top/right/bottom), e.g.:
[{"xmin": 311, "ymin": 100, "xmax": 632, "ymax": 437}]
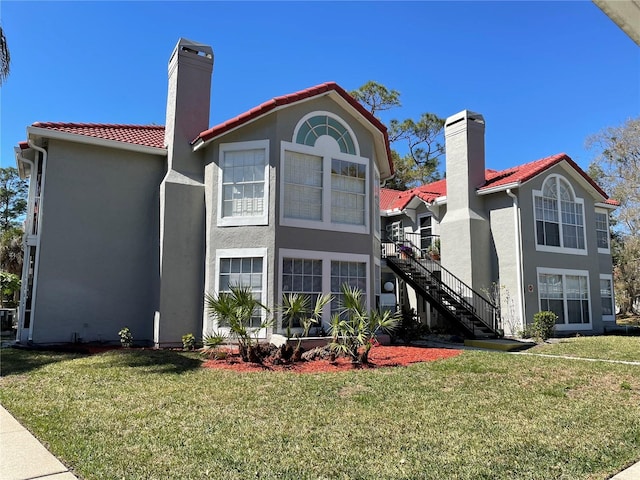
[
  {"xmin": 26, "ymin": 83, "xmax": 393, "ymax": 174},
  {"xmin": 31, "ymin": 122, "xmax": 166, "ymax": 149},
  {"xmin": 381, "ymin": 153, "xmax": 618, "ymax": 211}
]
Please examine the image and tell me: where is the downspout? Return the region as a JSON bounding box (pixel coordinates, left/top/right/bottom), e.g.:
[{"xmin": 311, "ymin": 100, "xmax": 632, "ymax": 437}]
[
  {"xmin": 25, "ymin": 140, "xmax": 48, "ymax": 342},
  {"xmin": 506, "ymin": 189, "xmax": 526, "ymax": 334},
  {"xmin": 13, "ymin": 149, "xmax": 35, "ymax": 343}
]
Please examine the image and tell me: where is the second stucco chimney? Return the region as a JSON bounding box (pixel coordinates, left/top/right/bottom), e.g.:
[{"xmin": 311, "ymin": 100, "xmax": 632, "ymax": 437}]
[
  {"xmin": 164, "ymin": 38, "xmax": 213, "ymax": 175},
  {"xmin": 156, "ymin": 38, "xmax": 213, "ymax": 347},
  {"xmin": 440, "ymin": 110, "xmax": 491, "ymax": 293}
]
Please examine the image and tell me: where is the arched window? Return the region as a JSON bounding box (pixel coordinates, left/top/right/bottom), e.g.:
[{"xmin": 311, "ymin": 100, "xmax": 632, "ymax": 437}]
[
  {"xmin": 294, "ymin": 113, "xmax": 358, "ymax": 156},
  {"xmin": 534, "ymin": 175, "xmax": 585, "ymax": 251}
]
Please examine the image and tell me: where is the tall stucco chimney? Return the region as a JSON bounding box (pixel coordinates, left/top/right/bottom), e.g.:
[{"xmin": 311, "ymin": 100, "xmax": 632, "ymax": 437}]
[
  {"xmin": 439, "ymin": 110, "xmax": 491, "ymax": 292},
  {"xmin": 164, "ymin": 38, "xmax": 213, "ymax": 175},
  {"xmin": 156, "ymin": 38, "xmax": 213, "ymax": 347}
]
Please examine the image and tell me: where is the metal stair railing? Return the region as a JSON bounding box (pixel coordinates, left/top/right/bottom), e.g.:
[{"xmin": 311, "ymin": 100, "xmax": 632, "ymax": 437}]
[{"xmin": 382, "ymin": 239, "xmax": 501, "ymax": 337}]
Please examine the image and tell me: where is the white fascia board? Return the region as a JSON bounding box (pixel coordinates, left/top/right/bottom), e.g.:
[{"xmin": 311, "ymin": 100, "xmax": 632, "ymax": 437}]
[
  {"xmin": 27, "ymin": 126, "xmax": 168, "ymax": 157},
  {"xmin": 476, "ymin": 182, "xmax": 521, "ymax": 196},
  {"xmin": 594, "ymin": 202, "xmax": 618, "ymax": 210},
  {"xmin": 434, "ymin": 196, "xmax": 447, "ymax": 206},
  {"xmin": 381, "ymin": 208, "xmax": 405, "ymax": 217},
  {"xmin": 192, "ymin": 104, "xmax": 292, "ymax": 151}
]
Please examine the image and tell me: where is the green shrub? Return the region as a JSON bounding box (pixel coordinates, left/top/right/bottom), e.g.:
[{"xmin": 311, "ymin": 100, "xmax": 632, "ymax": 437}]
[
  {"xmin": 118, "ymin": 327, "xmax": 133, "ymax": 348},
  {"xmin": 531, "ymin": 311, "xmax": 557, "ymax": 342},
  {"xmin": 181, "ymin": 333, "xmax": 196, "ymax": 351}
]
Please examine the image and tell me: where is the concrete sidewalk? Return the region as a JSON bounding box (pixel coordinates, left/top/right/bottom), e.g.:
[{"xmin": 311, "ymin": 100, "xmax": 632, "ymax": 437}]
[
  {"xmin": 0, "ymin": 405, "xmax": 77, "ymax": 480},
  {"xmin": 0, "ymin": 403, "xmax": 638, "ymax": 480}
]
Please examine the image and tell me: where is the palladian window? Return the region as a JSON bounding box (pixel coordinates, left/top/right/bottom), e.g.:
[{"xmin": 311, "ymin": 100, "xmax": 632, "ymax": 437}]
[
  {"xmin": 534, "ymin": 176, "xmax": 585, "ymax": 252},
  {"xmin": 281, "ymin": 112, "xmax": 369, "ymax": 234}
]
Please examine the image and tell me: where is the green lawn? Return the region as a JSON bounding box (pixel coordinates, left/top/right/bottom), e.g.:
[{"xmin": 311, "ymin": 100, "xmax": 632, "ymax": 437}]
[
  {"xmin": 0, "ymin": 343, "xmax": 639, "ymax": 480},
  {"xmin": 529, "ymin": 335, "xmax": 640, "ymax": 363}
]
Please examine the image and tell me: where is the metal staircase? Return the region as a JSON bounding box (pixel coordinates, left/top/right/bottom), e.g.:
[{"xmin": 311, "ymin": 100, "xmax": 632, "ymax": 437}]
[{"xmin": 382, "ymin": 240, "xmax": 502, "ymax": 339}]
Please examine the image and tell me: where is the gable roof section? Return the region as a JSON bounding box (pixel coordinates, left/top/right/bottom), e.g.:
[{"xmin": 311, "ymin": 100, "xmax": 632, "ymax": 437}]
[
  {"xmin": 193, "ymin": 81, "xmax": 394, "ymax": 178},
  {"xmin": 381, "ymin": 153, "xmax": 618, "ymax": 213}
]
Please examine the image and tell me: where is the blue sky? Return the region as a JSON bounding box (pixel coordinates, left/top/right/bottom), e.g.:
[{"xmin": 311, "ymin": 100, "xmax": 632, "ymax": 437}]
[{"xmin": 1, "ymin": 1, "xmax": 638, "ymax": 175}]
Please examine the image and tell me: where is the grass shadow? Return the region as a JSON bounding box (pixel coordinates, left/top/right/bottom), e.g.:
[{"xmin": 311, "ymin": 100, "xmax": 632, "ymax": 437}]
[
  {"xmin": 0, "ymin": 346, "xmax": 86, "ymax": 377},
  {"xmin": 94, "ymin": 349, "xmax": 204, "ymax": 374}
]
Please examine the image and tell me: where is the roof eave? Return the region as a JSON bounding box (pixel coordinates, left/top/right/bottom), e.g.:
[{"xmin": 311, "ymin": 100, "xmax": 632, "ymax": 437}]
[
  {"xmin": 595, "ymin": 201, "xmax": 619, "ymax": 210},
  {"xmin": 477, "ymin": 181, "xmax": 521, "ymax": 196},
  {"xmin": 27, "ymin": 126, "xmax": 168, "ymax": 156}
]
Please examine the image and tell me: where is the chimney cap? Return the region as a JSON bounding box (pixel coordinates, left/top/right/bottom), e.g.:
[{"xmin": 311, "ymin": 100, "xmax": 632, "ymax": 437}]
[
  {"xmin": 445, "ymin": 110, "xmax": 485, "ymax": 128},
  {"xmin": 169, "ymin": 38, "xmax": 213, "ymax": 63}
]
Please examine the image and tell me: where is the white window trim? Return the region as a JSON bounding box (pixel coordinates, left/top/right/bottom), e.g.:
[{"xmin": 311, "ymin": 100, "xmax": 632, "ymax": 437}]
[
  {"xmin": 217, "ymin": 140, "xmax": 270, "ymax": 227},
  {"xmin": 208, "ymin": 247, "xmax": 269, "ymax": 338},
  {"xmin": 537, "ymin": 267, "xmax": 592, "ymax": 331},
  {"xmin": 293, "ymin": 110, "xmax": 361, "ymax": 157},
  {"xmin": 599, "ymin": 273, "xmax": 615, "ymax": 322},
  {"xmin": 278, "ymin": 248, "xmax": 371, "ymax": 331},
  {"xmin": 595, "ymin": 209, "xmax": 611, "ymax": 254},
  {"xmin": 532, "ymin": 174, "xmax": 588, "ymax": 256},
  {"xmin": 374, "ymin": 166, "xmax": 381, "ymax": 240},
  {"xmin": 280, "ymin": 141, "xmax": 370, "ymax": 234}
]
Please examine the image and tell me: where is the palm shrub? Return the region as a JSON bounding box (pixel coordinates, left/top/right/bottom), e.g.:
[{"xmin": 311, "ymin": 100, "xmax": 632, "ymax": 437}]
[
  {"xmin": 200, "ymin": 331, "xmax": 228, "ymax": 359},
  {"xmin": 205, "ymin": 285, "xmax": 273, "ymax": 363},
  {"xmin": 329, "ymin": 284, "xmax": 400, "ymax": 364},
  {"xmin": 280, "ymin": 292, "xmax": 333, "ymax": 361}
]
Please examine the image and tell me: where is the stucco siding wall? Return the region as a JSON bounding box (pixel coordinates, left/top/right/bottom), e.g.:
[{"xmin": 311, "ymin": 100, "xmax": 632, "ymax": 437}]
[
  {"xmin": 33, "ymin": 140, "xmax": 165, "ymax": 343},
  {"xmin": 518, "ymin": 164, "xmax": 612, "ymax": 332},
  {"xmin": 203, "ymin": 98, "xmax": 381, "ymax": 329}
]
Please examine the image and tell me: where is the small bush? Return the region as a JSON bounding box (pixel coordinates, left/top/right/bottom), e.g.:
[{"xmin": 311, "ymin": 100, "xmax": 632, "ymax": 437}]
[
  {"xmin": 182, "ymin": 333, "xmax": 196, "ymax": 351},
  {"xmin": 118, "ymin": 327, "xmax": 133, "ymax": 347},
  {"xmin": 531, "ymin": 311, "xmax": 557, "ymax": 342}
]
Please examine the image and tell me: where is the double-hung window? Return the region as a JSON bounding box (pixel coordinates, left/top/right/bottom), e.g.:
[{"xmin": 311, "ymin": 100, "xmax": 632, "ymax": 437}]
[
  {"xmin": 213, "ymin": 248, "xmax": 268, "ymax": 333},
  {"xmin": 595, "ymin": 211, "xmax": 610, "ymax": 253},
  {"xmin": 217, "ymin": 140, "xmax": 269, "ymax": 226},
  {"xmin": 600, "ymin": 274, "xmax": 615, "ymax": 321},
  {"xmin": 533, "ymin": 175, "xmax": 586, "ymax": 254},
  {"xmin": 537, "ymin": 268, "xmax": 591, "ymax": 330}
]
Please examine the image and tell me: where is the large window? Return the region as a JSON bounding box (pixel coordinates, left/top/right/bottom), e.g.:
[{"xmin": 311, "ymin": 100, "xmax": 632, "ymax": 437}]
[
  {"xmin": 213, "ymin": 248, "xmax": 267, "ymax": 332},
  {"xmin": 538, "ymin": 268, "xmax": 591, "ymax": 329},
  {"xmin": 217, "ymin": 140, "xmax": 269, "ymax": 226},
  {"xmin": 595, "ymin": 211, "xmax": 610, "ymax": 252},
  {"xmin": 281, "ymin": 113, "xmax": 369, "ymax": 234},
  {"xmin": 279, "ymin": 250, "xmax": 370, "ymax": 331},
  {"xmin": 534, "ymin": 175, "xmax": 586, "ymax": 254}
]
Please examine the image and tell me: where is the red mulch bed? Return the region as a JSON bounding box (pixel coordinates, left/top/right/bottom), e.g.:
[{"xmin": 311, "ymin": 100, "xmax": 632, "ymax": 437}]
[{"xmin": 201, "ymin": 345, "xmax": 462, "ymax": 373}]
